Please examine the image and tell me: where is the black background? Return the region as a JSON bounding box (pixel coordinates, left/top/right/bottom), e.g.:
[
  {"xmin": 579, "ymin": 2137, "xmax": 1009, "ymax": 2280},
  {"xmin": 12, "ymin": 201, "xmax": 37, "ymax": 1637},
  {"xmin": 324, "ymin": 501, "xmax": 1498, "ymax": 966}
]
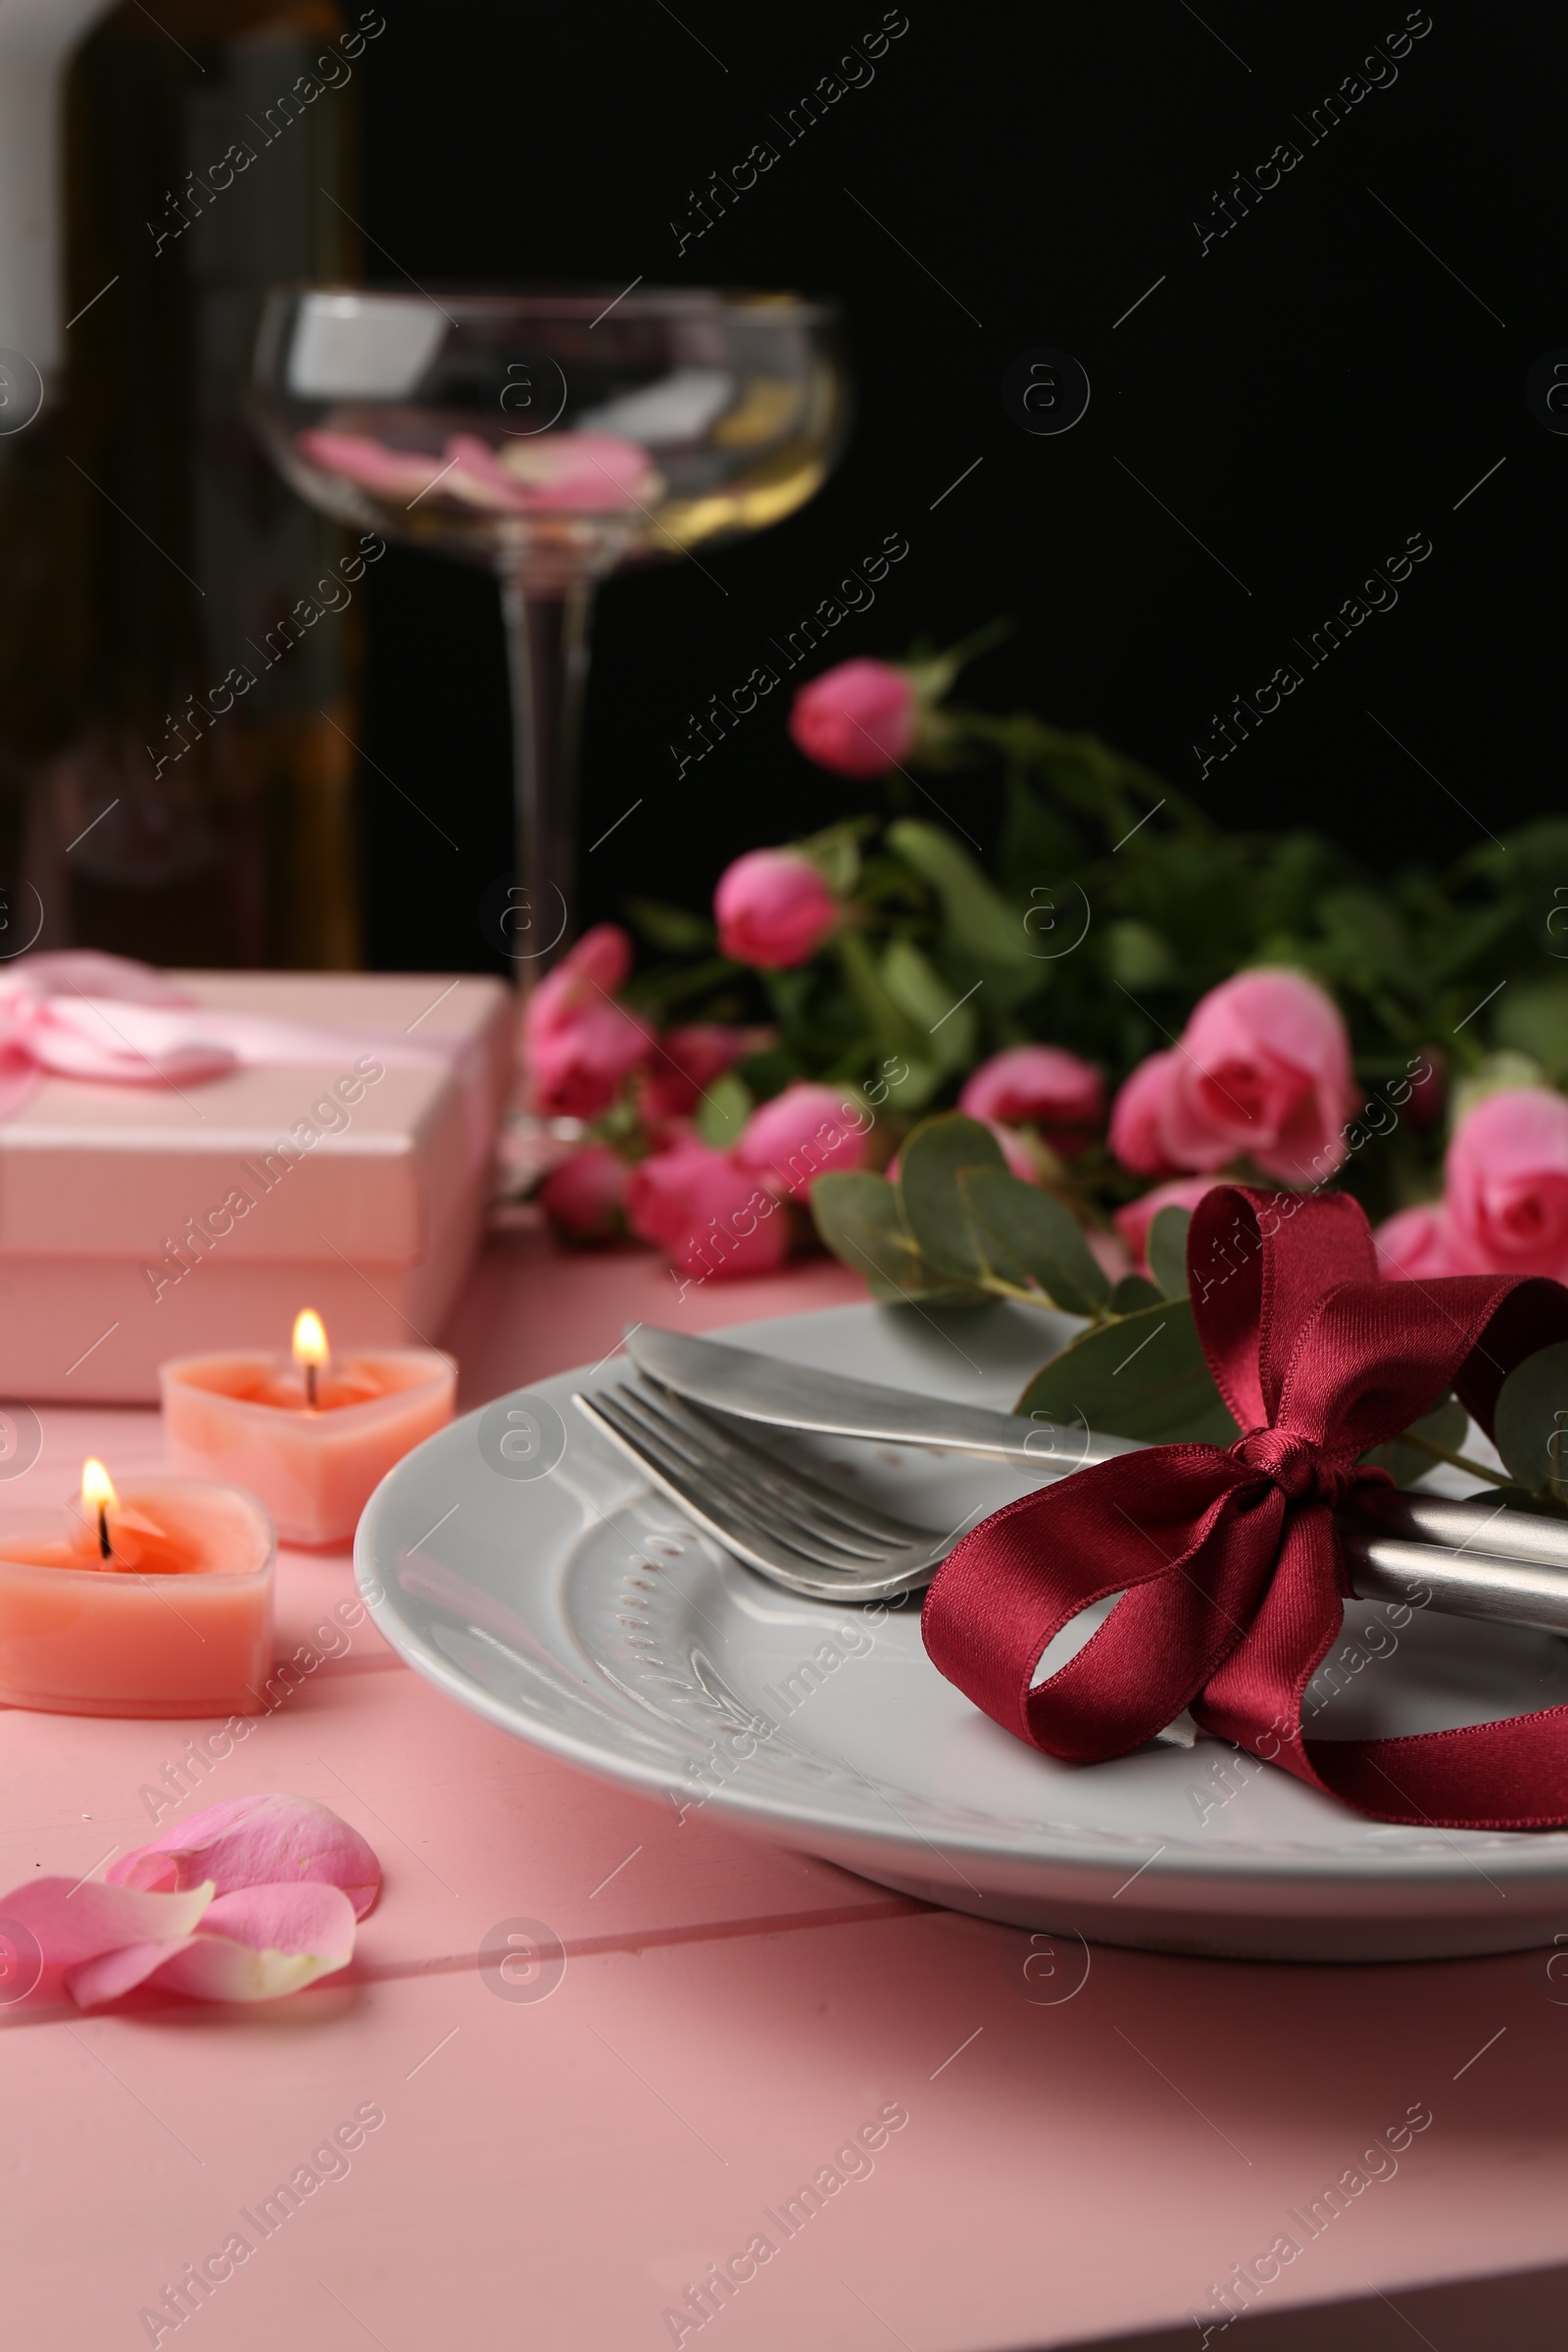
[{"xmin": 354, "ymin": 0, "xmax": 1559, "ymax": 973}]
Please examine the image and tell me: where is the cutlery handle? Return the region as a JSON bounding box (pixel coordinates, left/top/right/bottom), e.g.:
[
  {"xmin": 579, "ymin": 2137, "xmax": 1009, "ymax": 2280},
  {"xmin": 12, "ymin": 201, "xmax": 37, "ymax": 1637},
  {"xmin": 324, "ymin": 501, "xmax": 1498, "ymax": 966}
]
[{"xmin": 1343, "ymin": 1528, "xmax": 1568, "ymax": 1638}]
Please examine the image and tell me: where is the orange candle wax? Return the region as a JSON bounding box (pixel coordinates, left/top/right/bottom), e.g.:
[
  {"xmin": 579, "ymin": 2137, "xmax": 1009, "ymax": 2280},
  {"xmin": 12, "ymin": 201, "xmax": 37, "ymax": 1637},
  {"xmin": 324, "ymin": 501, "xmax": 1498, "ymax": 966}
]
[
  {"xmin": 0, "ymin": 1469, "xmax": 274, "ymax": 1718},
  {"xmin": 161, "ymin": 1314, "xmax": 455, "ymax": 1546}
]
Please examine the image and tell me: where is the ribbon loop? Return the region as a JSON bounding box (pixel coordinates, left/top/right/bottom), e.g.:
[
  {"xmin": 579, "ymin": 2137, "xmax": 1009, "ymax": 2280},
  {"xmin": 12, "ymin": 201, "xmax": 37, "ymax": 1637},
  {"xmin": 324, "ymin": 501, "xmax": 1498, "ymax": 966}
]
[{"xmin": 922, "ymin": 1184, "xmax": 1568, "ymax": 1831}]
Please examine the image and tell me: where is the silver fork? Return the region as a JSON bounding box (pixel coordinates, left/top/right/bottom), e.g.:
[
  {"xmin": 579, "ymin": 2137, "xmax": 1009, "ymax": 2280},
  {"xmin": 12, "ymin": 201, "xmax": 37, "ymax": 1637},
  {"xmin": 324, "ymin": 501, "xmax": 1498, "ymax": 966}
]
[
  {"xmin": 574, "ymin": 1379, "xmax": 952, "ymax": 1599},
  {"xmin": 573, "ymin": 1378, "xmax": 1568, "ymax": 1633}
]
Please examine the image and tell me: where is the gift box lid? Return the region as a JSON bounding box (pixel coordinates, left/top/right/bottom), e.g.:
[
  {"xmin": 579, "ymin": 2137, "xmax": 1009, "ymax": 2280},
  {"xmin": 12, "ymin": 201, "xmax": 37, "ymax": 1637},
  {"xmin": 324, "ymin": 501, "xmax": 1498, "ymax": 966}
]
[{"xmin": 0, "ymin": 971, "xmax": 515, "ymax": 1263}]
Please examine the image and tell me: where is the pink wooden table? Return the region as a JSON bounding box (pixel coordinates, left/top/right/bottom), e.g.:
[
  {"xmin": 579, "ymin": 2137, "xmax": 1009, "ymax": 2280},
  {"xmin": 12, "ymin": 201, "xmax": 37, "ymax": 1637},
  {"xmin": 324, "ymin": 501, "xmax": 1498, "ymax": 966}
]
[{"xmin": 5, "ymin": 1227, "xmax": 1568, "ymax": 2352}]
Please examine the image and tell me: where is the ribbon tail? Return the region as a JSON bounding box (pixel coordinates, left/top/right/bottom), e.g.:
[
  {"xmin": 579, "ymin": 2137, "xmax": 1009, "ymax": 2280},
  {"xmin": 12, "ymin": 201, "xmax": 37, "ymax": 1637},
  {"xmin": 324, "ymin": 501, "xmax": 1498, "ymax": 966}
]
[{"xmin": 1306, "ymin": 1714, "xmax": 1568, "ymax": 1831}]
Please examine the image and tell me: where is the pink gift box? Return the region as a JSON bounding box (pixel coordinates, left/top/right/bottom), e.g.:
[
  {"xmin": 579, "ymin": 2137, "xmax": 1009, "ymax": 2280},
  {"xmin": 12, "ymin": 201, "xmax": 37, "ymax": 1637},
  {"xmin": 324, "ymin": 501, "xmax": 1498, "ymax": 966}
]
[{"xmin": 0, "ymin": 971, "xmax": 514, "ymax": 1402}]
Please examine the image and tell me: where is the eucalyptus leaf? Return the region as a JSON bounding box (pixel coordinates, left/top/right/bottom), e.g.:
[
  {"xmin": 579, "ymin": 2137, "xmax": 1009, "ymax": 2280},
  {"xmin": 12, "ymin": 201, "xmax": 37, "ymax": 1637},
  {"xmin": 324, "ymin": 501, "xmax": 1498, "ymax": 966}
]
[
  {"xmin": 811, "ymin": 1171, "xmax": 985, "ymax": 1303},
  {"xmin": 1358, "ymin": 1396, "xmax": 1469, "ymax": 1490},
  {"xmin": 1015, "ymin": 1297, "xmax": 1238, "ymax": 1445},
  {"xmin": 694, "ymin": 1071, "xmax": 752, "ymax": 1148},
  {"xmin": 1111, "ymin": 1274, "xmax": 1163, "ymax": 1313},
  {"xmin": 958, "ymin": 1167, "xmax": 1112, "ymax": 1314},
  {"xmin": 897, "ymin": 1113, "xmax": 1008, "ymax": 1283},
  {"xmin": 1146, "ymin": 1205, "xmax": 1193, "ymax": 1300},
  {"xmin": 1494, "ymin": 1341, "xmax": 1568, "ymax": 1500}
]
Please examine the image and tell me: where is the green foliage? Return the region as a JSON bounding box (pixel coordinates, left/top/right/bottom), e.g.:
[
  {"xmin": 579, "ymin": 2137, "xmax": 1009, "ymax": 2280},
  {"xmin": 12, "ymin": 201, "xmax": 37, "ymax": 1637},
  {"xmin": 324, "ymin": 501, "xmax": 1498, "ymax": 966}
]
[
  {"xmin": 1359, "ymin": 1396, "xmax": 1470, "ymax": 1489},
  {"xmin": 958, "ymin": 1166, "xmax": 1111, "ymax": 1313},
  {"xmin": 1146, "ymin": 1206, "xmax": 1193, "ymax": 1300},
  {"xmin": 1014, "ymin": 1298, "xmax": 1239, "ymax": 1446},
  {"xmin": 809, "ymin": 1113, "xmax": 1229, "ymax": 1440},
  {"xmin": 1494, "ymin": 1344, "xmax": 1568, "ymax": 1506},
  {"xmin": 896, "ymin": 1114, "xmax": 1007, "ymax": 1283},
  {"xmin": 694, "ymin": 1071, "xmax": 752, "ymax": 1148},
  {"xmin": 810, "ymin": 1171, "xmax": 984, "ymax": 1304},
  {"xmin": 624, "ymin": 898, "xmax": 714, "ymax": 955}
]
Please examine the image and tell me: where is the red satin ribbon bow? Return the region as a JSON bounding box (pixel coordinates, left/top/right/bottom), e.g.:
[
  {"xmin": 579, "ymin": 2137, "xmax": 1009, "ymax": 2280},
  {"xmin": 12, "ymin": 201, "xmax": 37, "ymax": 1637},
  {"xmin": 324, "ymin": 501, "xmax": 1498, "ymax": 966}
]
[{"xmin": 922, "ymin": 1185, "xmax": 1568, "ymax": 1829}]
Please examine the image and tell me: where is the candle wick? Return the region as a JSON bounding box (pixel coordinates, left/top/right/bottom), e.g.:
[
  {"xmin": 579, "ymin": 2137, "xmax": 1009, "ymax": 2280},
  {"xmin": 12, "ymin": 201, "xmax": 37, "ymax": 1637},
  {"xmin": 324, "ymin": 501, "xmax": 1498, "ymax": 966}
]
[
  {"xmin": 306, "ymin": 1362, "xmax": 318, "ymax": 1410},
  {"xmin": 97, "ymin": 1504, "xmax": 111, "ymax": 1561}
]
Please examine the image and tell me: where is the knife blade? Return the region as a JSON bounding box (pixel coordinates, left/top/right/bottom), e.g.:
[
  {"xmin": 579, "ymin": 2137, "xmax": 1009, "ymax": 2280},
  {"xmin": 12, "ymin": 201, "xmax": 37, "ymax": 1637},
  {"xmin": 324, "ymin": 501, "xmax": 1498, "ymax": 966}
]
[{"xmin": 623, "ymin": 1322, "xmax": 1138, "ymax": 1471}]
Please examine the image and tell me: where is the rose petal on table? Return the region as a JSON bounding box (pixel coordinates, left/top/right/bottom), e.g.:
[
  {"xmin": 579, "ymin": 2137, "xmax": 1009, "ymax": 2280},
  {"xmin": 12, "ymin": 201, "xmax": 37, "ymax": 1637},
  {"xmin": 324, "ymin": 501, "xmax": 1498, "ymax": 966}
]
[
  {"xmin": 65, "ymin": 1936, "xmax": 206, "ymax": 2010},
  {"xmin": 108, "ymin": 1792, "xmax": 381, "ymax": 1918},
  {"xmin": 0, "ymin": 1875, "xmax": 214, "ymax": 1967},
  {"xmin": 140, "ymin": 1882, "xmax": 358, "ymax": 2003}
]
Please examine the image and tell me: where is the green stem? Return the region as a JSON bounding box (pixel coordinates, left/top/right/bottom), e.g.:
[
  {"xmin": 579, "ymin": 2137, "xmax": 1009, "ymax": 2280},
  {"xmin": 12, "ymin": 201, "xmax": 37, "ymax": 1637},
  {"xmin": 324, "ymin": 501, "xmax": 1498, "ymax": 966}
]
[
  {"xmin": 980, "ymin": 1273, "xmax": 1114, "ymax": 1326},
  {"xmin": 1398, "ymin": 1430, "xmax": 1511, "ymax": 1489}
]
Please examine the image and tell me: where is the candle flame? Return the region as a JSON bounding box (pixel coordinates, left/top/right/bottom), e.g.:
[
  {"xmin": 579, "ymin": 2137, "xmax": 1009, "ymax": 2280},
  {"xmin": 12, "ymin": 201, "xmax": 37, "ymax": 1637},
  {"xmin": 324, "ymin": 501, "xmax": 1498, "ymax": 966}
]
[
  {"xmin": 81, "ymin": 1457, "xmax": 118, "ymax": 1517},
  {"xmin": 292, "ymin": 1309, "xmax": 329, "ymax": 1370}
]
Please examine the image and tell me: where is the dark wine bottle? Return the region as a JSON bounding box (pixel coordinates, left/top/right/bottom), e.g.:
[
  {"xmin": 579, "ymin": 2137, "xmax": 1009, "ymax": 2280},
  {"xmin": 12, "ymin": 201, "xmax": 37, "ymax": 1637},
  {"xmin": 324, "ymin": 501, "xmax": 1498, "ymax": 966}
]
[{"xmin": 0, "ymin": 0, "xmax": 384, "ymax": 967}]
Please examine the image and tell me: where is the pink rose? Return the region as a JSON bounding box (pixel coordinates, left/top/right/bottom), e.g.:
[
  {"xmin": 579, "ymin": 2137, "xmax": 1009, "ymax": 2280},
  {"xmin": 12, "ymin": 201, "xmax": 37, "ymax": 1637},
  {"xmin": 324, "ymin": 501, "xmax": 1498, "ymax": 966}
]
[
  {"xmin": 960, "ymin": 1046, "xmax": 1104, "ymax": 1153},
  {"xmin": 641, "ymin": 1024, "xmax": 756, "ymax": 1125},
  {"xmin": 524, "ymin": 923, "xmax": 651, "ymax": 1118},
  {"xmin": 1374, "ymin": 1201, "xmax": 1474, "ymax": 1280},
  {"xmin": 734, "ymin": 1083, "xmax": 870, "ymax": 1198},
  {"xmin": 1113, "ymin": 1176, "xmax": 1224, "ymax": 1271},
  {"xmin": 1446, "ymin": 1087, "xmax": 1568, "ymax": 1279},
  {"xmin": 539, "ymin": 1145, "xmax": 629, "ymax": 1242},
  {"xmin": 1110, "ymin": 972, "xmax": 1354, "ymax": 1185},
  {"xmin": 789, "ymin": 659, "xmax": 917, "ymax": 777},
  {"xmin": 714, "ymin": 850, "xmax": 838, "ymax": 968},
  {"xmin": 1108, "ymin": 1050, "xmax": 1184, "ymax": 1177},
  {"xmin": 625, "ymin": 1142, "xmax": 788, "ymax": 1279}
]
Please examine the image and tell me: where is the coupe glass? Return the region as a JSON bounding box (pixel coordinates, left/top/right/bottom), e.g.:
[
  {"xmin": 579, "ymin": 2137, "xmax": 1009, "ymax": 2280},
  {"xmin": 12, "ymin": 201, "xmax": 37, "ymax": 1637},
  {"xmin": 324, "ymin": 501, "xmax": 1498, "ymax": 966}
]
[{"xmin": 251, "ymin": 286, "xmax": 848, "ymax": 978}]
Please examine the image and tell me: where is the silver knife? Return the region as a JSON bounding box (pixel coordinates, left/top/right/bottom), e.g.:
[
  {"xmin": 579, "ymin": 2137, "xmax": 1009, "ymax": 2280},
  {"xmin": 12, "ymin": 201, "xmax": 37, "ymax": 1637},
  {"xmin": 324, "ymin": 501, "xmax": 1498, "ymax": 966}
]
[{"xmin": 621, "ymin": 1324, "xmax": 1568, "ymax": 1626}]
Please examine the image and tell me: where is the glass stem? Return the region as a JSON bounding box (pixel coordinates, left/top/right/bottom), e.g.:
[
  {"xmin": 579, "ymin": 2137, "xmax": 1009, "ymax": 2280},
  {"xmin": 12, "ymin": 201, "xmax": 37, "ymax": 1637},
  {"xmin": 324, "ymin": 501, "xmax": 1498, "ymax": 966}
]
[{"xmin": 497, "ymin": 564, "xmax": 594, "ymax": 990}]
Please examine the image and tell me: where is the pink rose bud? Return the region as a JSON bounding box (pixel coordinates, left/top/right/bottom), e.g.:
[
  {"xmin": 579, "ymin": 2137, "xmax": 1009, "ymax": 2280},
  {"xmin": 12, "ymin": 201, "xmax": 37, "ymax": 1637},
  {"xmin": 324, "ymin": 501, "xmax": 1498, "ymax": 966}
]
[
  {"xmin": 1374, "ymin": 1200, "xmax": 1473, "ymax": 1281},
  {"xmin": 625, "ymin": 1141, "xmax": 788, "ymax": 1280},
  {"xmin": 523, "ymin": 922, "xmax": 652, "ymax": 1119},
  {"xmin": 959, "ymin": 1046, "xmax": 1104, "ymax": 1153},
  {"xmin": 538, "ymin": 1145, "xmax": 629, "ymax": 1243},
  {"xmin": 1445, "ymin": 1086, "xmax": 1568, "ymax": 1279},
  {"xmin": 788, "ymin": 658, "xmax": 918, "ymax": 777},
  {"xmin": 1112, "ymin": 972, "xmax": 1355, "ymax": 1186},
  {"xmin": 1112, "ymin": 1176, "xmax": 1224, "ymax": 1272},
  {"xmin": 713, "ymin": 850, "xmax": 839, "ymax": 969},
  {"xmin": 733, "ymin": 1083, "xmax": 871, "ymax": 1198},
  {"xmin": 1108, "ymin": 1050, "xmax": 1184, "ymax": 1177}
]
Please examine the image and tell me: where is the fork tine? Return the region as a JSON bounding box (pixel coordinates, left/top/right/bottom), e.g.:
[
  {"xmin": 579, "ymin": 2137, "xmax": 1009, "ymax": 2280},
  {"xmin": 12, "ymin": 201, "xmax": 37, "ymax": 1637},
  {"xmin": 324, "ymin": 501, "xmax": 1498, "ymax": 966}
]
[
  {"xmin": 624, "ymin": 1383, "xmax": 933, "ymax": 1547},
  {"xmin": 580, "ymin": 1391, "xmax": 873, "ymax": 1582},
  {"xmin": 609, "ymin": 1389, "xmax": 893, "ymax": 1570},
  {"xmin": 573, "ymin": 1386, "xmax": 948, "ymax": 1601},
  {"xmin": 616, "ymin": 1386, "xmax": 909, "ymax": 1561}
]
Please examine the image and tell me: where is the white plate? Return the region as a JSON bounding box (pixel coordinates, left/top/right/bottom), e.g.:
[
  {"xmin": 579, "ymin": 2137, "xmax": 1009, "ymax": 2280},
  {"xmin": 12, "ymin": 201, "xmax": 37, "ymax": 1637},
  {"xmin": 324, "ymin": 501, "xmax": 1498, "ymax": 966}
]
[{"xmin": 357, "ymin": 1299, "xmax": 1568, "ymax": 1962}]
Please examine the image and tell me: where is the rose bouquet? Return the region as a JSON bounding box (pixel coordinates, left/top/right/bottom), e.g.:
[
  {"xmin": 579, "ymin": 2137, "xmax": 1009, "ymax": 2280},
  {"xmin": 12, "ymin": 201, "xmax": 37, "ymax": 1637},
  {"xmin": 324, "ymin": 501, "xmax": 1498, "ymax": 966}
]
[{"xmin": 522, "ymin": 633, "xmax": 1568, "ymax": 1478}]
